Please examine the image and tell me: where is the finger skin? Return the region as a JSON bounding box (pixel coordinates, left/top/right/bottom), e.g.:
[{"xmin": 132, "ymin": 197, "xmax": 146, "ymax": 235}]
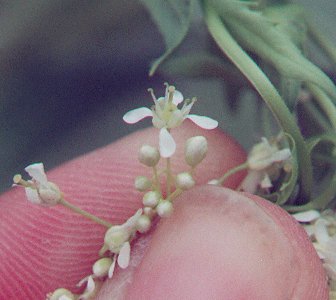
[
  {"xmin": 0, "ymin": 122, "xmax": 246, "ymax": 299},
  {"xmin": 122, "ymin": 187, "xmax": 328, "ymax": 300}
]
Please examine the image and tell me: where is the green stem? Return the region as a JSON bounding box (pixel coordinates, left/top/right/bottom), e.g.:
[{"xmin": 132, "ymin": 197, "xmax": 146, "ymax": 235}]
[
  {"xmin": 166, "ymin": 158, "xmax": 172, "ymax": 198},
  {"xmin": 308, "ymin": 84, "xmax": 336, "ymax": 129},
  {"xmin": 204, "ymin": 3, "xmax": 313, "ymax": 200},
  {"xmin": 217, "ymin": 162, "xmax": 248, "ymax": 185},
  {"xmin": 152, "ymin": 166, "xmax": 162, "ymax": 194},
  {"xmin": 168, "ymin": 188, "xmax": 183, "ymax": 202},
  {"xmin": 59, "ymin": 198, "xmax": 112, "ymax": 228},
  {"xmin": 307, "ymin": 21, "xmax": 336, "ymax": 67}
]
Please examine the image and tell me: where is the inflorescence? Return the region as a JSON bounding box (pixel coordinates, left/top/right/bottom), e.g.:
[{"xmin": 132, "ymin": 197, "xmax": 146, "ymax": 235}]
[{"xmin": 12, "ymin": 83, "xmax": 335, "ymax": 298}]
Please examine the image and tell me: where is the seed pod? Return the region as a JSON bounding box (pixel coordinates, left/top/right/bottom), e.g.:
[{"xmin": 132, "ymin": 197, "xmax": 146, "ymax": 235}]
[
  {"xmin": 138, "ymin": 145, "xmax": 160, "ymax": 167},
  {"xmin": 185, "ymin": 136, "xmax": 208, "ymax": 167}
]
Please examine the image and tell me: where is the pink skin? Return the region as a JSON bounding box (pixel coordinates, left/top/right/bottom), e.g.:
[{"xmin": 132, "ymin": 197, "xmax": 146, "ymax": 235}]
[{"xmin": 0, "ymin": 122, "xmax": 328, "ymax": 299}]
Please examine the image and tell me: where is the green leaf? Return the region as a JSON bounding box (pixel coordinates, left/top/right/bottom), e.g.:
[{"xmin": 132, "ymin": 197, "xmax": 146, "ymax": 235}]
[{"xmin": 140, "ymin": 0, "xmax": 194, "ymax": 76}]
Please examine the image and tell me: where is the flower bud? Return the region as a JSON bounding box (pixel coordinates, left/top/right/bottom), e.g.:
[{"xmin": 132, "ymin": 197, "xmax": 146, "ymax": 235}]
[
  {"xmin": 48, "ymin": 288, "xmax": 75, "ymax": 300},
  {"xmin": 176, "ymin": 172, "xmax": 195, "ymax": 190},
  {"xmin": 136, "ymin": 215, "xmax": 152, "ymax": 233},
  {"xmin": 92, "ymin": 257, "xmax": 113, "ymax": 277},
  {"xmin": 156, "ymin": 200, "xmax": 173, "ymax": 218},
  {"xmin": 104, "ymin": 226, "xmax": 130, "ymax": 253},
  {"xmin": 144, "ymin": 207, "xmax": 156, "ymax": 218},
  {"xmin": 38, "ymin": 182, "xmax": 62, "ymax": 205},
  {"xmin": 134, "ymin": 176, "xmax": 151, "ymax": 191},
  {"xmin": 138, "ymin": 145, "xmax": 160, "ymax": 167},
  {"xmin": 143, "ymin": 191, "xmax": 160, "ymax": 208},
  {"xmin": 185, "ymin": 136, "xmax": 208, "ymax": 167}
]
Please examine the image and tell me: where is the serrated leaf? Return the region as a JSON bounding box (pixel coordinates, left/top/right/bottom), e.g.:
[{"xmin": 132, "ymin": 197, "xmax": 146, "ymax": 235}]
[{"xmin": 140, "ymin": 0, "xmax": 194, "ymax": 76}]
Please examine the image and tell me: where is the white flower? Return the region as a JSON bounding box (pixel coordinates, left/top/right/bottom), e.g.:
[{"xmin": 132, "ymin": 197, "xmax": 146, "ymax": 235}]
[
  {"xmin": 15, "ymin": 163, "xmax": 62, "ymax": 206},
  {"xmin": 293, "ymin": 210, "xmax": 336, "ymax": 282},
  {"xmin": 100, "ymin": 209, "xmax": 142, "ymax": 271},
  {"xmin": 123, "ymin": 84, "xmax": 218, "ymax": 157},
  {"xmin": 239, "ymin": 138, "xmax": 291, "ymax": 193},
  {"xmin": 247, "ymin": 137, "xmax": 291, "ymax": 171}
]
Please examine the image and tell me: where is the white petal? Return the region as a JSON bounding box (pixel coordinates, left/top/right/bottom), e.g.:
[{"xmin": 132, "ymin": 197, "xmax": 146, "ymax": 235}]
[
  {"xmin": 76, "ymin": 275, "xmax": 90, "ymax": 287},
  {"xmin": 315, "ymin": 219, "xmax": 330, "ymax": 245},
  {"xmin": 238, "ymin": 170, "xmax": 263, "ymax": 193},
  {"xmin": 260, "ymin": 173, "xmax": 272, "ymax": 189},
  {"xmin": 123, "ymin": 107, "xmax": 153, "ymax": 124},
  {"xmin": 159, "ymin": 128, "xmax": 176, "ymax": 158},
  {"xmin": 172, "ymin": 90, "xmax": 183, "ymax": 105},
  {"xmin": 118, "ymin": 242, "xmax": 131, "ymax": 269},
  {"xmin": 186, "ymin": 115, "xmax": 218, "ymax": 129},
  {"xmin": 271, "ymin": 149, "xmax": 291, "ymax": 163},
  {"xmin": 303, "ymin": 224, "xmax": 315, "ymax": 237},
  {"xmin": 323, "ymin": 263, "xmax": 336, "ymax": 280},
  {"xmin": 108, "ymin": 256, "xmax": 117, "ymax": 279},
  {"xmin": 25, "ymin": 163, "xmax": 48, "ymax": 185},
  {"xmin": 292, "ymin": 210, "xmax": 320, "ymax": 223},
  {"xmin": 86, "ymin": 276, "xmax": 95, "ymax": 293},
  {"xmin": 25, "ymin": 187, "xmax": 42, "ymax": 205}
]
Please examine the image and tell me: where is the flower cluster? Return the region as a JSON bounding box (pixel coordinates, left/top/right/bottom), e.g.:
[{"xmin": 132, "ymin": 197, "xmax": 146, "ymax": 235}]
[
  {"xmin": 14, "ymin": 83, "xmax": 218, "ymax": 298},
  {"xmin": 123, "ymin": 83, "xmax": 218, "ymax": 157},
  {"xmin": 293, "ymin": 209, "xmax": 336, "ymax": 294},
  {"xmin": 239, "ymin": 137, "xmax": 291, "ymax": 193}
]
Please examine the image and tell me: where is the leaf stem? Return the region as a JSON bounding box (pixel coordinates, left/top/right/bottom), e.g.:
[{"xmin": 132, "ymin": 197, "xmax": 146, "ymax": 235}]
[{"xmin": 204, "ymin": 4, "xmax": 313, "ymax": 200}]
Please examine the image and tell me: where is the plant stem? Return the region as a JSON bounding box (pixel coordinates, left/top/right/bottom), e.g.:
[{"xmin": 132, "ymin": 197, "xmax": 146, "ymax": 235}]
[
  {"xmin": 204, "ymin": 4, "xmax": 313, "ymax": 200},
  {"xmin": 166, "ymin": 158, "xmax": 172, "ymax": 197},
  {"xmin": 169, "ymin": 188, "xmax": 183, "ymax": 202},
  {"xmin": 152, "ymin": 166, "xmax": 162, "ymax": 194},
  {"xmin": 59, "ymin": 198, "xmax": 112, "ymax": 228},
  {"xmin": 217, "ymin": 162, "xmax": 248, "ymax": 185},
  {"xmin": 308, "ymin": 84, "xmax": 336, "ymax": 129},
  {"xmin": 307, "ymin": 21, "xmax": 336, "ymax": 67}
]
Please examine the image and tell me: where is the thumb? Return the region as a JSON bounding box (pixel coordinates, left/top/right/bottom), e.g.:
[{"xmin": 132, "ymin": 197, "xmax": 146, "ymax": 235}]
[
  {"xmin": 98, "ymin": 187, "xmax": 328, "ymax": 300},
  {"xmin": 0, "ymin": 122, "xmax": 246, "ymax": 299}
]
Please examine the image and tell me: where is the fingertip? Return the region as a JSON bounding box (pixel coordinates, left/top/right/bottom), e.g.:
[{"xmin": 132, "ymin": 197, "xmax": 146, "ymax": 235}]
[{"xmin": 123, "ymin": 187, "xmax": 328, "ymax": 300}]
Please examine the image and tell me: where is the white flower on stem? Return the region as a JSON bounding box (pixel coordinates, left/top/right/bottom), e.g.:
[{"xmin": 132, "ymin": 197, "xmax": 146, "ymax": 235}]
[
  {"xmin": 293, "ymin": 210, "xmax": 336, "ymax": 282},
  {"xmin": 239, "ymin": 137, "xmax": 291, "ymax": 193},
  {"xmin": 123, "ymin": 84, "xmax": 218, "ymax": 157},
  {"xmin": 14, "ymin": 163, "xmax": 62, "ymax": 206},
  {"xmin": 100, "ymin": 209, "xmax": 142, "ymax": 272}
]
